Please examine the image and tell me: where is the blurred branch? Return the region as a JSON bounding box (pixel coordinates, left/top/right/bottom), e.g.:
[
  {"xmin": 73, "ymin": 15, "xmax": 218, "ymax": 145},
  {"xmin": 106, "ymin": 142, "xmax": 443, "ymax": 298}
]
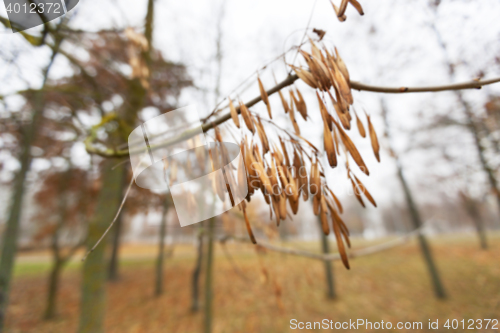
[
  {"xmin": 84, "ymin": 72, "xmax": 500, "ymax": 158},
  {"xmin": 350, "ymin": 77, "xmax": 500, "ymax": 93},
  {"xmin": 220, "ymin": 226, "xmax": 423, "ymax": 262},
  {"xmin": 0, "ymin": 16, "xmax": 43, "ymax": 46}
]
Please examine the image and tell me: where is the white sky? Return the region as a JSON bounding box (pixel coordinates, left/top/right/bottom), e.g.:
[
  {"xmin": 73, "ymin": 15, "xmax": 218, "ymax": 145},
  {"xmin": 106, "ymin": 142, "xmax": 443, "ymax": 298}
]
[{"xmin": 1, "ymin": 0, "xmax": 500, "ymax": 230}]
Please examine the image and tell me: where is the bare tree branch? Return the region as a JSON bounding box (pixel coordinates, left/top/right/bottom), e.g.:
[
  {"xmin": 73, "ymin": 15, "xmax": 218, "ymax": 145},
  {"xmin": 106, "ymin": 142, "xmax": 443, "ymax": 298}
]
[
  {"xmin": 84, "ymin": 74, "xmax": 500, "ymax": 158},
  {"xmin": 350, "ymin": 77, "xmax": 500, "ymax": 94},
  {"xmin": 221, "ymin": 227, "xmax": 423, "ymax": 262}
]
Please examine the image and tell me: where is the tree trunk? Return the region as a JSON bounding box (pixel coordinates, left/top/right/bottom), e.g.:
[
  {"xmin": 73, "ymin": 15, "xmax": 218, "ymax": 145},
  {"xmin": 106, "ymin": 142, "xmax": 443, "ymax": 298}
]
[
  {"xmin": 462, "ymin": 198, "xmax": 488, "ymax": 250},
  {"xmin": 155, "ymin": 198, "xmax": 169, "ymax": 296},
  {"xmin": 107, "ymin": 212, "xmax": 123, "ymax": 282},
  {"xmin": 459, "ymin": 94, "xmax": 500, "ymax": 220},
  {"xmin": 381, "ymin": 101, "xmax": 447, "ymax": 299},
  {"xmin": 203, "ymin": 218, "xmax": 216, "ymax": 333},
  {"xmin": 472, "ymin": 215, "xmax": 488, "ymax": 250},
  {"xmin": 430, "ymin": 21, "xmax": 500, "ymax": 225},
  {"xmin": 191, "ymin": 226, "xmax": 204, "ymax": 312},
  {"xmin": 43, "ymin": 260, "xmax": 63, "ymax": 320},
  {"xmin": 78, "ymin": 160, "xmax": 125, "ymax": 333},
  {"xmin": 108, "ymin": 167, "xmax": 129, "ymax": 282},
  {"xmin": 0, "ymin": 40, "xmax": 63, "ymax": 330},
  {"xmin": 319, "ymin": 220, "xmax": 336, "ymax": 299},
  {"xmin": 398, "ymin": 164, "xmax": 447, "ymax": 299}
]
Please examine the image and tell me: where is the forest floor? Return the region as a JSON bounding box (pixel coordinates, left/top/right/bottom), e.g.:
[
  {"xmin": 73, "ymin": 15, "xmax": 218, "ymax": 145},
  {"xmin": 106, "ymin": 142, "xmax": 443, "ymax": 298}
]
[{"xmin": 5, "ymin": 233, "xmax": 500, "ymax": 333}]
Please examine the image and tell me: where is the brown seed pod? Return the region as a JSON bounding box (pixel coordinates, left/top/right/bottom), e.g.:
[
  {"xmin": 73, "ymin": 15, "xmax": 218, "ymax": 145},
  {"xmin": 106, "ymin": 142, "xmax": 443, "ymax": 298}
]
[
  {"xmin": 355, "ymin": 110, "xmax": 366, "ymax": 138},
  {"xmin": 309, "ymin": 54, "xmax": 332, "ymax": 90},
  {"xmin": 242, "ymin": 205, "xmax": 257, "ymax": 244},
  {"xmin": 241, "ymin": 145, "xmax": 254, "ymax": 197},
  {"xmin": 255, "ymin": 116, "xmax": 270, "ymax": 154},
  {"xmin": 334, "ymin": 85, "xmax": 349, "ymax": 114},
  {"xmin": 309, "ymin": 159, "xmax": 322, "ymax": 199},
  {"xmin": 288, "ymin": 92, "xmax": 301, "ymax": 135},
  {"xmin": 330, "ymin": 205, "xmax": 350, "ymax": 244},
  {"xmin": 254, "ymin": 158, "xmax": 273, "ymax": 195},
  {"xmin": 237, "ymin": 153, "xmax": 248, "ymax": 196},
  {"xmin": 214, "ymin": 170, "xmax": 226, "ymax": 202},
  {"xmin": 324, "ymin": 121, "xmax": 337, "ymax": 168},
  {"xmin": 366, "ymin": 113, "xmax": 380, "ymax": 162},
  {"xmin": 352, "ymin": 174, "xmax": 377, "ymax": 207},
  {"xmin": 285, "ymin": 167, "xmax": 299, "ymax": 203},
  {"xmin": 327, "ymin": 187, "xmax": 343, "ymax": 214},
  {"xmin": 290, "ymin": 65, "xmax": 318, "ymax": 89},
  {"xmin": 288, "ymin": 194, "xmax": 300, "ymax": 215},
  {"xmin": 328, "ymin": 91, "xmax": 350, "ymax": 130},
  {"xmin": 258, "ymin": 76, "xmax": 272, "ymax": 119},
  {"xmin": 350, "ymin": 176, "xmax": 365, "ymax": 208},
  {"xmin": 331, "ymin": 209, "xmax": 350, "ymax": 269},
  {"xmin": 338, "ymin": 0, "xmax": 349, "ymax": 17},
  {"xmin": 214, "ymin": 126, "xmax": 223, "ymax": 143},
  {"xmin": 228, "ymin": 98, "xmax": 240, "ymax": 128},
  {"xmin": 330, "ymin": 0, "xmax": 346, "ymax": 21},
  {"xmin": 277, "ymin": 165, "xmax": 289, "ymax": 192},
  {"xmin": 333, "ymin": 119, "xmax": 369, "ymax": 176},
  {"xmin": 313, "ymin": 193, "xmax": 321, "ymax": 215},
  {"xmin": 271, "ymin": 195, "xmax": 281, "ymax": 225},
  {"xmin": 295, "ymin": 88, "xmax": 308, "ymax": 120},
  {"xmin": 278, "ymin": 90, "xmax": 290, "ymax": 114},
  {"xmin": 239, "ymin": 101, "xmax": 255, "ymax": 134},
  {"xmin": 299, "ymin": 50, "xmax": 326, "ymax": 90},
  {"xmin": 334, "ymin": 47, "xmax": 350, "ymax": 84},
  {"xmin": 330, "ymin": 60, "xmax": 353, "ymax": 105},
  {"xmin": 349, "ymin": 0, "xmax": 364, "ymax": 15},
  {"xmin": 317, "ymin": 92, "xmax": 333, "ymax": 132},
  {"xmin": 279, "ymin": 192, "xmax": 287, "ymax": 220}
]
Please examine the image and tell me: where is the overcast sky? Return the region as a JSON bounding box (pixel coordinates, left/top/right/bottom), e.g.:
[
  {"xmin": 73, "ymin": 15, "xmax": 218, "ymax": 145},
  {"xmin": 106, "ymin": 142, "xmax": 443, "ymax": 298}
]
[{"xmin": 1, "ymin": 0, "xmax": 500, "ymax": 232}]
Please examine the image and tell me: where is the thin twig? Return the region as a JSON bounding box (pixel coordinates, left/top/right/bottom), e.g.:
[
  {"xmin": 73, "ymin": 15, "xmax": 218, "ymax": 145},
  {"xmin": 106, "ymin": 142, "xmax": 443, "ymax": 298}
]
[
  {"xmin": 288, "ymin": 0, "xmax": 318, "ymax": 74},
  {"xmin": 349, "ymin": 77, "xmax": 500, "ymax": 93},
  {"xmin": 81, "ymin": 175, "xmax": 134, "ymax": 261}
]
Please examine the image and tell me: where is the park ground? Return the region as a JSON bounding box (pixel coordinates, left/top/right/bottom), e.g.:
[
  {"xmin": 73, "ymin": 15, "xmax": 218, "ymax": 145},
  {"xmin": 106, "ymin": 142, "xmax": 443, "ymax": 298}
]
[{"xmin": 5, "ymin": 233, "xmax": 500, "ymax": 333}]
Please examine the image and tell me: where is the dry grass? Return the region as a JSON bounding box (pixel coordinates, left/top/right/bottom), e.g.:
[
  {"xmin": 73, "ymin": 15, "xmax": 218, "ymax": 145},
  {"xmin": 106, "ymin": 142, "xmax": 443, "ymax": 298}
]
[{"xmin": 6, "ymin": 233, "xmax": 500, "ymax": 333}]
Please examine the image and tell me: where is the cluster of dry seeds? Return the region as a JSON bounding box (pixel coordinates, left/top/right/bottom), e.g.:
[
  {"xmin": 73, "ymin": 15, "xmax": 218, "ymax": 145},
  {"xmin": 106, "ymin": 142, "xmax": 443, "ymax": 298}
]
[
  {"xmin": 330, "ymin": 0, "xmax": 364, "ymax": 22},
  {"xmin": 218, "ymin": 39, "xmax": 379, "ymax": 268}
]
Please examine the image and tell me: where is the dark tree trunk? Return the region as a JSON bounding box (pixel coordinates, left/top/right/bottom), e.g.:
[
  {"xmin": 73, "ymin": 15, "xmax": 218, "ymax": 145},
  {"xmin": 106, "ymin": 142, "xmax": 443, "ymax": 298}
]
[
  {"xmin": 203, "ymin": 218, "xmax": 216, "ymax": 333},
  {"xmin": 462, "ymin": 197, "xmax": 488, "ymax": 250},
  {"xmin": 155, "ymin": 198, "xmax": 170, "ymax": 296},
  {"xmin": 319, "ymin": 220, "xmax": 336, "ymax": 299},
  {"xmin": 191, "ymin": 225, "xmax": 204, "ymax": 312},
  {"xmin": 43, "ymin": 167, "xmax": 71, "ymax": 320},
  {"xmin": 473, "ymin": 216, "xmax": 488, "ymax": 250},
  {"xmin": 43, "ymin": 260, "xmax": 63, "ymax": 320},
  {"xmin": 381, "ymin": 101, "xmax": 447, "ymax": 299},
  {"xmin": 78, "ymin": 160, "xmax": 125, "ymax": 333},
  {"xmin": 108, "ymin": 167, "xmax": 129, "ymax": 282},
  {"xmin": 0, "ymin": 39, "xmax": 63, "ymax": 331},
  {"xmin": 107, "ymin": 212, "xmax": 123, "ymax": 282}
]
